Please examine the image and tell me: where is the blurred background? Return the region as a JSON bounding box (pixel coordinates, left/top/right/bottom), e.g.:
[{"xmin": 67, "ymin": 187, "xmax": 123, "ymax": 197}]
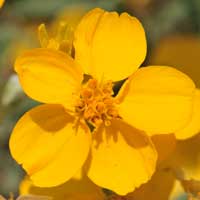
[{"xmin": 0, "ymin": 0, "xmax": 200, "ymax": 198}]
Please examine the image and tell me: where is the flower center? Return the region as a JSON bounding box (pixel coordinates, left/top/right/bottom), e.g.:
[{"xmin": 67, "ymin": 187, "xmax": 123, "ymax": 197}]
[{"xmin": 75, "ymin": 78, "xmax": 120, "ymax": 127}]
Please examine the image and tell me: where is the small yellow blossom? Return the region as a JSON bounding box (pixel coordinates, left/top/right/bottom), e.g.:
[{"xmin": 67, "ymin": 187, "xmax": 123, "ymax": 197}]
[{"xmin": 10, "ymin": 8, "xmax": 196, "ymax": 195}]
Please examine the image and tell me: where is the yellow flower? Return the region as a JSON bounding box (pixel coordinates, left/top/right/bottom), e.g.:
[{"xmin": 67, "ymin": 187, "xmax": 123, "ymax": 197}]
[
  {"xmin": 19, "ymin": 172, "xmax": 105, "ymax": 200},
  {"xmin": 9, "ymin": 8, "xmax": 196, "ymax": 195},
  {"xmin": 0, "ymin": 0, "xmax": 4, "ymax": 8}
]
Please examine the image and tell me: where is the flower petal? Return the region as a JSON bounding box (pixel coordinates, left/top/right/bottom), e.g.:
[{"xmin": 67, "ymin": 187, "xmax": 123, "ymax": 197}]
[
  {"xmin": 15, "ymin": 48, "xmax": 83, "ymax": 107},
  {"xmin": 74, "ymin": 8, "xmax": 146, "ymax": 81},
  {"xmin": 117, "ymin": 66, "xmax": 196, "ymax": 134},
  {"xmin": 86, "ymin": 119, "xmax": 157, "ymax": 195},
  {"xmin": 20, "ymin": 173, "xmax": 105, "ymax": 200},
  {"xmin": 126, "ymin": 168, "xmax": 175, "ymax": 200},
  {"xmin": 9, "ymin": 104, "xmax": 91, "ymax": 187},
  {"xmin": 74, "ymin": 8, "xmax": 105, "ymax": 77},
  {"xmin": 175, "ymin": 89, "xmax": 200, "ymax": 140}
]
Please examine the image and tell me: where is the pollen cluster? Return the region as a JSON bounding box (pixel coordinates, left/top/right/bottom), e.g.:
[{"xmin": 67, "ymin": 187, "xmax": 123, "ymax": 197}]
[{"xmin": 75, "ymin": 79, "xmax": 120, "ymax": 127}]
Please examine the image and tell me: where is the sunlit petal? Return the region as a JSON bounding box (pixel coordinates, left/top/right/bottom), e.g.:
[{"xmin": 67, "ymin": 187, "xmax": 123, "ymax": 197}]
[
  {"xmin": 15, "ymin": 48, "xmax": 83, "ymax": 108},
  {"xmin": 118, "ymin": 66, "xmax": 195, "ymax": 134},
  {"xmin": 86, "ymin": 119, "xmax": 157, "ymax": 195},
  {"xmin": 74, "ymin": 8, "xmax": 146, "ymax": 81},
  {"xmin": 10, "ymin": 104, "xmax": 91, "ymax": 187}
]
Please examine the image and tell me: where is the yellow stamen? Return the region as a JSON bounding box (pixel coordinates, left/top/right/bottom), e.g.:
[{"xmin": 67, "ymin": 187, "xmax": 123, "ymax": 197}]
[{"xmin": 75, "ymin": 79, "xmax": 120, "ymax": 127}]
